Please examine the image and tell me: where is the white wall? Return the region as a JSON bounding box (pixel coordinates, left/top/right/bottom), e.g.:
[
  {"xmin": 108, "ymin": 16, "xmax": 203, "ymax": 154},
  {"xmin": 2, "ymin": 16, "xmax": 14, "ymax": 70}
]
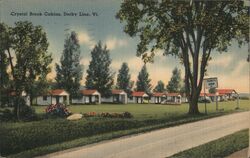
[
  {"xmin": 72, "ymin": 97, "xmax": 85, "ymax": 104},
  {"xmin": 128, "ymin": 97, "xmax": 136, "ymax": 103},
  {"xmin": 37, "ymin": 96, "xmax": 52, "ymax": 105},
  {"xmin": 36, "ymin": 95, "xmax": 69, "ymax": 105},
  {"xmin": 101, "ymin": 97, "xmax": 113, "ymax": 103}
]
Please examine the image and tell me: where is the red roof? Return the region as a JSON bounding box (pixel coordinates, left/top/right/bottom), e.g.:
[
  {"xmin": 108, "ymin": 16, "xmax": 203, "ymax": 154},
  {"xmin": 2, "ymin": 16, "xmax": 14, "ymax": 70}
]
[
  {"xmin": 132, "ymin": 91, "xmax": 147, "ymax": 97},
  {"xmin": 80, "ymin": 89, "xmax": 98, "ymax": 95},
  {"xmin": 200, "ymin": 93, "xmax": 224, "ymax": 97},
  {"xmin": 48, "ymin": 89, "xmax": 66, "ymax": 95},
  {"xmin": 200, "ymin": 93, "xmax": 216, "ymax": 97},
  {"xmin": 166, "ymin": 93, "xmax": 181, "ymax": 97},
  {"xmin": 153, "ymin": 92, "xmax": 165, "ymax": 97},
  {"xmin": 112, "ymin": 89, "xmax": 125, "ymax": 95},
  {"xmin": 217, "ymin": 89, "xmax": 235, "ymax": 95}
]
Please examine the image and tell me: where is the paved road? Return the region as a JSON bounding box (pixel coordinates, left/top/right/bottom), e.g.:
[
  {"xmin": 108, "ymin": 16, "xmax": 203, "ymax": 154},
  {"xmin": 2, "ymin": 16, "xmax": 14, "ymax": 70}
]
[
  {"xmin": 226, "ymin": 148, "xmax": 249, "ymax": 158},
  {"xmin": 45, "ymin": 111, "xmax": 250, "ymax": 158}
]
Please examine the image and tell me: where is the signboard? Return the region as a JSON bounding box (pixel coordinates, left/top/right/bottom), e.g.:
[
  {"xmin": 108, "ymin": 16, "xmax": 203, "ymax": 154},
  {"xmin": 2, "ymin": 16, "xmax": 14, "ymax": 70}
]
[{"xmin": 204, "ymin": 77, "xmax": 218, "ymax": 89}]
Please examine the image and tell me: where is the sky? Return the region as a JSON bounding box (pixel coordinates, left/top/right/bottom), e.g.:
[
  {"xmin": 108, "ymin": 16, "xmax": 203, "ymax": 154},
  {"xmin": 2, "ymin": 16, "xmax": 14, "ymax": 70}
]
[{"xmin": 1, "ymin": 0, "xmax": 249, "ymax": 93}]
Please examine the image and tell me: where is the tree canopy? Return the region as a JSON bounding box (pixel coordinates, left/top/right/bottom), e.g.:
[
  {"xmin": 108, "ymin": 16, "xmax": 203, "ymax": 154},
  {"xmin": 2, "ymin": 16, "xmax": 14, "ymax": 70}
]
[
  {"xmin": 117, "ymin": 0, "xmax": 249, "ymax": 114},
  {"xmin": 116, "ymin": 62, "xmax": 133, "ymax": 95},
  {"xmin": 1, "ymin": 21, "xmax": 52, "ymax": 118},
  {"xmin": 153, "ymin": 80, "xmax": 165, "ymax": 93},
  {"xmin": 136, "ymin": 65, "xmax": 152, "ymax": 94},
  {"xmin": 56, "ymin": 31, "xmax": 83, "ymax": 100},
  {"xmin": 85, "ymin": 41, "xmax": 114, "ymax": 97},
  {"xmin": 166, "ymin": 67, "xmax": 182, "ymax": 93}
]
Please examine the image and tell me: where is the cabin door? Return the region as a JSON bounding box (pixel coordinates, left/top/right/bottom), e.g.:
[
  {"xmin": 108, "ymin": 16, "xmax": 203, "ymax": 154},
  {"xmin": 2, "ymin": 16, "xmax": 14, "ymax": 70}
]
[{"xmin": 56, "ymin": 96, "xmax": 59, "ymax": 104}]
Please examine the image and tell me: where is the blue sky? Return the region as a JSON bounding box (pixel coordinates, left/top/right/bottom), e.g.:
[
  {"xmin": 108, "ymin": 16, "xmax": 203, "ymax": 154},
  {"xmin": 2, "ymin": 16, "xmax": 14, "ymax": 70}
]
[{"xmin": 1, "ymin": 0, "xmax": 249, "ymax": 93}]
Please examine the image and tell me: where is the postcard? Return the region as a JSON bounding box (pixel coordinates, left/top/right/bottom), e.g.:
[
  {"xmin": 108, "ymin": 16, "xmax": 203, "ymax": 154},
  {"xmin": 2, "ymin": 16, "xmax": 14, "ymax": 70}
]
[{"xmin": 0, "ymin": 0, "xmax": 249, "ymax": 157}]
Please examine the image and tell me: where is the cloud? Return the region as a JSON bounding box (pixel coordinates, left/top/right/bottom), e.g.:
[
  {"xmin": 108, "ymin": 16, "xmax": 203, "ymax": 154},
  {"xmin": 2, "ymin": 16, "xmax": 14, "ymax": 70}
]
[
  {"xmin": 106, "ymin": 37, "xmax": 128, "ymax": 50},
  {"xmin": 78, "ymin": 31, "xmax": 96, "ymax": 49},
  {"xmin": 231, "ymin": 61, "xmax": 247, "ymax": 76},
  {"xmin": 208, "ymin": 60, "xmax": 249, "ymax": 92},
  {"xmin": 209, "ymin": 54, "xmax": 233, "ymax": 68}
]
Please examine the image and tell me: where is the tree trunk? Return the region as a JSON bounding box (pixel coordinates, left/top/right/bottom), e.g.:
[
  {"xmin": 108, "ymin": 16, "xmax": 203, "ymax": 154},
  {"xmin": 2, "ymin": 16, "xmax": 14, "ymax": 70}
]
[
  {"xmin": 188, "ymin": 94, "xmax": 200, "ymax": 114},
  {"xmin": 187, "ymin": 77, "xmax": 201, "ymax": 115}
]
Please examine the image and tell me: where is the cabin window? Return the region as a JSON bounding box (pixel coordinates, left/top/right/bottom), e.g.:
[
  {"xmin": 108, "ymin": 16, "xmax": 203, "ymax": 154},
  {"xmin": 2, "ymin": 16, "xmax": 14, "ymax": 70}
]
[{"xmin": 43, "ymin": 96, "xmax": 47, "ymax": 101}]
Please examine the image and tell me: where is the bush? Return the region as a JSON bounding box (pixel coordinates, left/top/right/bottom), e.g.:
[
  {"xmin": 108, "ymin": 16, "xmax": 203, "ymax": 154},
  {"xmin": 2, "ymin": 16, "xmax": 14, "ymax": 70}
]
[
  {"xmin": 10, "ymin": 98, "xmax": 38, "ymax": 121},
  {"xmin": 239, "ymin": 96, "xmax": 249, "ymax": 100},
  {"xmin": 19, "ymin": 105, "xmax": 37, "ymax": 121},
  {"xmin": 0, "ymin": 109, "xmax": 14, "ymax": 121},
  {"xmin": 45, "ymin": 103, "xmax": 71, "ymax": 118},
  {"xmin": 123, "ymin": 112, "xmax": 133, "ymax": 118}
]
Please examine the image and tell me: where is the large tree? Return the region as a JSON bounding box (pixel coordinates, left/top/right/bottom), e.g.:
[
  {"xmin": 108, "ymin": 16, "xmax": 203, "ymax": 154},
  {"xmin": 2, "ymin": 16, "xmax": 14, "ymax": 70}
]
[
  {"xmin": 85, "ymin": 41, "xmax": 114, "ymax": 97},
  {"xmin": 56, "ymin": 31, "xmax": 83, "ymax": 101},
  {"xmin": 117, "ymin": 0, "xmax": 248, "ymax": 114},
  {"xmin": 116, "ymin": 62, "xmax": 133, "ymax": 95},
  {"xmin": 3, "ymin": 21, "xmax": 52, "ymax": 119},
  {"xmin": 0, "ymin": 23, "xmax": 10, "ymax": 106},
  {"xmin": 166, "ymin": 67, "xmax": 182, "ymax": 93},
  {"xmin": 154, "ymin": 80, "xmax": 165, "ymax": 93},
  {"xmin": 136, "ymin": 65, "xmax": 152, "ymax": 94}
]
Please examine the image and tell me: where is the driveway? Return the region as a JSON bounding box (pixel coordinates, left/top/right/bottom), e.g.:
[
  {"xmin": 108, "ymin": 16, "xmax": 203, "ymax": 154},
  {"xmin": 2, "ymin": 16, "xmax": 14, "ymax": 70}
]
[{"xmin": 44, "ymin": 111, "xmax": 250, "ymax": 158}]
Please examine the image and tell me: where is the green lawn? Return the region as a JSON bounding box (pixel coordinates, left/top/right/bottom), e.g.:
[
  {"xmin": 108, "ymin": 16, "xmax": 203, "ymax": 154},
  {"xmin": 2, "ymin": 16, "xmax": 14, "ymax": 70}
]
[
  {"xmin": 170, "ymin": 129, "xmax": 249, "ymax": 158},
  {"xmin": 1, "ymin": 100, "xmax": 249, "ymax": 158},
  {"xmin": 34, "ymin": 100, "xmax": 250, "ymax": 119}
]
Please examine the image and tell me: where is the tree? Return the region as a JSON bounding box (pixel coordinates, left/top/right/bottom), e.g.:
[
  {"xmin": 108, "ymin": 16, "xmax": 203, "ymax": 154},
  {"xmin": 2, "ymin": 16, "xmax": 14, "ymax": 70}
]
[
  {"xmin": 56, "ymin": 31, "xmax": 83, "ymax": 101},
  {"xmin": 4, "ymin": 21, "xmax": 52, "ymax": 119},
  {"xmin": 117, "ymin": 1, "xmax": 248, "ymax": 114},
  {"xmin": 85, "ymin": 41, "xmax": 114, "ymax": 97},
  {"xmin": 0, "ymin": 23, "xmax": 10, "ymax": 106},
  {"xmin": 136, "ymin": 65, "xmax": 152, "ymax": 94},
  {"xmin": 153, "ymin": 80, "xmax": 165, "ymax": 93},
  {"xmin": 166, "ymin": 68, "xmax": 182, "ymax": 93},
  {"xmin": 116, "ymin": 62, "xmax": 133, "ymax": 95}
]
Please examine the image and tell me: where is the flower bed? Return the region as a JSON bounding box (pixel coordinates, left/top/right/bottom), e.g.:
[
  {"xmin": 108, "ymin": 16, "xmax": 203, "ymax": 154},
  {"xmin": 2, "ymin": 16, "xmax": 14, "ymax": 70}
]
[
  {"xmin": 45, "ymin": 103, "xmax": 71, "ymax": 117},
  {"xmin": 83, "ymin": 112, "xmax": 133, "ymax": 119}
]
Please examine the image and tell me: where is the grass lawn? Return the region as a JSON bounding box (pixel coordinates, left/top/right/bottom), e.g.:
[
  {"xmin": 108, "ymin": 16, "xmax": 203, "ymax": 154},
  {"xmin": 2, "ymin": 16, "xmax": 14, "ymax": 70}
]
[
  {"xmin": 33, "ymin": 100, "xmax": 250, "ymax": 119},
  {"xmin": 1, "ymin": 100, "xmax": 249, "ymax": 158},
  {"xmin": 169, "ymin": 129, "xmax": 249, "ymax": 158}
]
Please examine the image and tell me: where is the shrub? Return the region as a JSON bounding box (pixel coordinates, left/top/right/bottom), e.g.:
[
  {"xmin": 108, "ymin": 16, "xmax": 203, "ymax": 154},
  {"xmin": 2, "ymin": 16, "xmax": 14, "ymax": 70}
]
[
  {"xmin": 123, "ymin": 112, "xmax": 133, "ymax": 118},
  {"xmin": 0, "ymin": 109, "xmax": 14, "ymax": 121},
  {"xmin": 45, "ymin": 103, "xmax": 71, "ymax": 118},
  {"xmin": 83, "ymin": 112, "xmax": 97, "ymax": 117},
  {"xmin": 11, "ymin": 98, "xmax": 38, "ymax": 121},
  {"xmin": 239, "ymin": 96, "xmax": 249, "ymax": 100},
  {"xmin": 19, "ymin": 105, "xmax": 37, "ymax": 121}
]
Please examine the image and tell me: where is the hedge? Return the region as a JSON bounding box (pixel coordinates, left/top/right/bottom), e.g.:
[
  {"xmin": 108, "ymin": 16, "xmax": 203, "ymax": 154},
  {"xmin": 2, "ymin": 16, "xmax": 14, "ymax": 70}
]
[{"xmin": 0, "ymin": 118, "xmax": 145, "ymax": 156}]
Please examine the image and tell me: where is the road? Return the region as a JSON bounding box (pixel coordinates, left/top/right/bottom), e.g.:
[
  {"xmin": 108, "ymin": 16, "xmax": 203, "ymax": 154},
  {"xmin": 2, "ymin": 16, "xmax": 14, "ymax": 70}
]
[{"xmin": 44, "ymin": 111, "xmax": 250, "ymax": 158}]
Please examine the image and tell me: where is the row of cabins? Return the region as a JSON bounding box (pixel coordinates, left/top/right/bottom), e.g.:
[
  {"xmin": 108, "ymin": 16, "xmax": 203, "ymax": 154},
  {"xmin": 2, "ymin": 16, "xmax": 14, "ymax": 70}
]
[
  {"xmin": 36, "ymin": 90, "xmax": 182, "ymax": 105},
  {"xmin": 199, "ymin": 89, "xmax": 238, "ymax": 102},
  {"xmin": 9, "ymin": 88, "xmax": 237, "ymax": 106}
]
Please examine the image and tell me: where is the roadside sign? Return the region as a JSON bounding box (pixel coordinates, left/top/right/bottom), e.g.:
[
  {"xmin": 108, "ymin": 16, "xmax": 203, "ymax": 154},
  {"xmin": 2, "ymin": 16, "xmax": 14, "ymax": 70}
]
[{"xmin": 204, "ymin": 77, "xmax": 218, "ymax": 89}]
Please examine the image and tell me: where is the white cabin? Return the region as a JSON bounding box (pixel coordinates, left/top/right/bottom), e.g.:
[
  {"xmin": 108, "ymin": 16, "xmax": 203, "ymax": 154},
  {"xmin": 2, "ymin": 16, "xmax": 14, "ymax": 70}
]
[
  {"xmin": 72, "ymin": 89, "xmax": 101, "ymax": 104},
  {"xmin": 35, "ymin": 89, "xmax": 69, "ymax": 105},
  {"xmin": 151, "ymin": 92, "xmax": 166, "ymax": 104},
  {"xmin": 128, "ymin": 91, "xmax": 149, "ymax": 104},
  {"xmin": 101, "ymin": 90, "xmax": 127, "ymax": 104}
]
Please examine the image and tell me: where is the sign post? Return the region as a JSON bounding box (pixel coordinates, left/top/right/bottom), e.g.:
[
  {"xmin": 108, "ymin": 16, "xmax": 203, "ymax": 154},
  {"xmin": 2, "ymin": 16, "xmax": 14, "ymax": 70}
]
[
  {"xmin": 203, "ymin": 81, "xmax": 207, "ymax": 114},
  {"xmin": 203, "ymin": 77, "xmax": 218, "ymax": 114}
]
